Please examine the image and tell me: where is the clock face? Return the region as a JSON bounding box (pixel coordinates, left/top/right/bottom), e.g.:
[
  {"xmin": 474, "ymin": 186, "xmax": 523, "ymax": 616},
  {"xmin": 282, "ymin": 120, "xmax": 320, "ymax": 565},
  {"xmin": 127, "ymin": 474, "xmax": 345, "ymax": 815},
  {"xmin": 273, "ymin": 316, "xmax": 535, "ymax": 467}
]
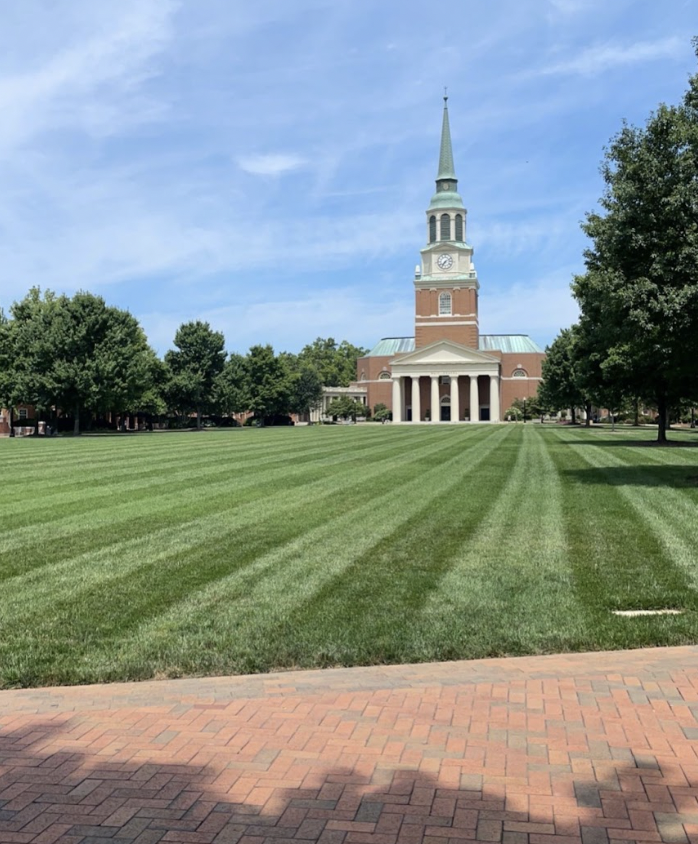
[{"xmin": 437, "ymin": 254, "xmax": 453, "ymax": 270}]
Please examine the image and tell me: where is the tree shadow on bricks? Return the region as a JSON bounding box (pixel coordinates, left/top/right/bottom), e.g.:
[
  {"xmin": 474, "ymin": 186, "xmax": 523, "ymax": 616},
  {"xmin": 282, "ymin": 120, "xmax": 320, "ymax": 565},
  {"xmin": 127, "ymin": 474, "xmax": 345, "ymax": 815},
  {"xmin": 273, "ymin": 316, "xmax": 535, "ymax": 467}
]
[{"xmin": 0, "ymin": 715, "xmax": 695, "ymax": 844}]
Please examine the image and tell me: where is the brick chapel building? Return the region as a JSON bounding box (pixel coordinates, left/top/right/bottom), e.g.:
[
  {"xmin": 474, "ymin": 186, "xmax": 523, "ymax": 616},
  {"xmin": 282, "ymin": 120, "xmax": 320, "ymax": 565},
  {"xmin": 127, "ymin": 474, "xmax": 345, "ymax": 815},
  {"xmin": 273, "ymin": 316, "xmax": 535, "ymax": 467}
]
[{"xmin": 355, "ymin": 97, "xmax": 544, "ymax": 422}]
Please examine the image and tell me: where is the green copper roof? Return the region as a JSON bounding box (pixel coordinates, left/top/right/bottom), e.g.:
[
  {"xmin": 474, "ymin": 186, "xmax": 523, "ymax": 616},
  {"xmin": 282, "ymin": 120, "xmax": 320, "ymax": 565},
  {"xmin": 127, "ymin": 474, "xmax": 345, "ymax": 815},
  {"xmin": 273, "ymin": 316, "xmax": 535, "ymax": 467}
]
[
  {"xmin": 479, "ymin": 335, "xmax": 545, "ymax": 354},
  {"xmin": 427, "ymin": 189, "xmax": 465, "ymax": 210},
  {"xmin": 366, "ymin": 337, "xmax": 416, "ymax": 357},
  {"xmin": 437, "ymin": 98, "xmax": 456, "ymax": 180},
  {"xmin": 365, "ymin": 335, "xmax": 544, "ymax": 357}
]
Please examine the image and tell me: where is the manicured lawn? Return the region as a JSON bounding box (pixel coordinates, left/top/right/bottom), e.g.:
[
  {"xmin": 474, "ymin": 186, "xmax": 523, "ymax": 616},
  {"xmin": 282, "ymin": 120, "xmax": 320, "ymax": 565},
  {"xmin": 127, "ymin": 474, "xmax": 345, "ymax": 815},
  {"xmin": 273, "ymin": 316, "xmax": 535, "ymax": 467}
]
[{"xmin": 2, "ymin": 423, "xmax": 698, "ymax": 689}]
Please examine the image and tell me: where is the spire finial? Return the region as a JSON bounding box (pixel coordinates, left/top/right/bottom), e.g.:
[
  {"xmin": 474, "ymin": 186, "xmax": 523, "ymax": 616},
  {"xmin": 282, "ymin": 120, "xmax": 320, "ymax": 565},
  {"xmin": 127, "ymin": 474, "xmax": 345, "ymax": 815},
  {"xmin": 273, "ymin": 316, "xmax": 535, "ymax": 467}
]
[{"xmin": 444, "ymin": 86, "xmax": 448, "ymax": 104}]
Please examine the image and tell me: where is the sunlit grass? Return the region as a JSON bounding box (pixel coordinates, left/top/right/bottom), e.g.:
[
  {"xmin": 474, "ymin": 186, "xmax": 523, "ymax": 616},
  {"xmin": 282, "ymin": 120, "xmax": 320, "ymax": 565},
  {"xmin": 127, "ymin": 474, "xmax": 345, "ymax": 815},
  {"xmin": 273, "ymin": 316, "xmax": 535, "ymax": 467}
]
[{"xmin": 2, "ymin": 423, "xmax": 698, "ymax": 688}]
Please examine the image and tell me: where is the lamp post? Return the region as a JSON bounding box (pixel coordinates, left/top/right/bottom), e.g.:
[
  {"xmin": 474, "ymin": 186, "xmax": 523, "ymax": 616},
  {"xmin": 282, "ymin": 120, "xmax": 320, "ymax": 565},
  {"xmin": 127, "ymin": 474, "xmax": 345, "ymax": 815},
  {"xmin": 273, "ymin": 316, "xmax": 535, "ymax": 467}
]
[{"xmin": 522, "ymin": 396, "xmax": 527, "ymax": 424}]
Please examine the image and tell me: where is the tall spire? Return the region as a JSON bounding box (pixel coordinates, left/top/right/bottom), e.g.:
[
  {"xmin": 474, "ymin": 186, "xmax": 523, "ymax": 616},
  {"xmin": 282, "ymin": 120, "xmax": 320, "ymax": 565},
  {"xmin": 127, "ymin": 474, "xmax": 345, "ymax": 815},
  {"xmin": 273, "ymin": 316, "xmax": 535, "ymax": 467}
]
[
  {"xmin": 437, "ymin": 94, "xmax": 456, "ymax": 181},
  {"xmin": 427, "ymin": 92, "xmax": 464, "ymax": 212}
]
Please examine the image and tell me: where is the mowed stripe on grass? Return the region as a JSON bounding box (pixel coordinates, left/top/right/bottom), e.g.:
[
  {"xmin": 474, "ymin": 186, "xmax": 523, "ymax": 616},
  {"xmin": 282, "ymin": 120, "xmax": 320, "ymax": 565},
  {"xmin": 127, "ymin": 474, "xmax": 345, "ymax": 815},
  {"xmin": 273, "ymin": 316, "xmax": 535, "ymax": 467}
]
[{"xmin": 1, "ymin": 424, "xmax": 698, "ymax": 688}]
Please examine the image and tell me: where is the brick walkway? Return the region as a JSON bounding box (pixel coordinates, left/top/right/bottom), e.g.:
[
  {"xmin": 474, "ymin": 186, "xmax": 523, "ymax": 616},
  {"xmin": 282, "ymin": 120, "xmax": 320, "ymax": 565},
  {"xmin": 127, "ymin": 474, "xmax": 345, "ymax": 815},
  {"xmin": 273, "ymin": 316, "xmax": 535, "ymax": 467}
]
[{"xmin": 4, "ymin": 648, "xmax": 698, "ymax": 844}]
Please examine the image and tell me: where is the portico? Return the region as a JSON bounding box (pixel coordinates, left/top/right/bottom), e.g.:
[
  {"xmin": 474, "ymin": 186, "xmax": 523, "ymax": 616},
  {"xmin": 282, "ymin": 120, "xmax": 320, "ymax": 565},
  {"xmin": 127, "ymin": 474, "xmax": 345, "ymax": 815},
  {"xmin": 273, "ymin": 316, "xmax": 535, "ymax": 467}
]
[{"xmin": 390, "ymin": 340, "xmax": 501, "ymax": 423}]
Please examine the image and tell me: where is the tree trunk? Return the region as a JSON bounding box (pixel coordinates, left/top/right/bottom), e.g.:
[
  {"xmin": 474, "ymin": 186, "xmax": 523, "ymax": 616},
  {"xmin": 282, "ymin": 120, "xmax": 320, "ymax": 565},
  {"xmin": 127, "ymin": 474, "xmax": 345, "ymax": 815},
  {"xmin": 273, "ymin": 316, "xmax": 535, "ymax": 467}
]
[
  {"xmin": 656, "ymin": 397, "xmax": 668, "ymax": 444},
  {"xmin": 570, "ymin": 407, "xmax": 576, "ymax": 425},
  {"xmin": 585, "ymin": 402, "xmax": 592, "ymax": 427},
  {"xmin": 9, "ymin": 407, "xmax": 14, "ymax": 437},
  {"xmin": 634, "ymin": 397, "xmax": 640, "ymax": 427},
  {"xmin": 197, "ymin": 406, "xmax": 202, "ymax": 430},
  {"xmin": 73, "ymin": 402, "xmax": 80, "ymax": 436}
]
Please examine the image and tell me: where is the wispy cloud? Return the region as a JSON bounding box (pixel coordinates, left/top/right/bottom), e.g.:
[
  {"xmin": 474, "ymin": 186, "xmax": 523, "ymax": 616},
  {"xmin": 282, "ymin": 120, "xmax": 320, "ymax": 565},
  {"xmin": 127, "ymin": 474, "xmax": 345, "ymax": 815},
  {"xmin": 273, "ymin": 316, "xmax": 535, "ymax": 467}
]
[
  {"xmin": 237, "ymin": 153, "xmax": 307, "ymax": 176},
  {"xmin": 538, "ymin": 37, "xmax": 684, "ymax": 77},
  {"xmin": 0, "ymin": 1, "xmax": 177, "ymax": 152}
]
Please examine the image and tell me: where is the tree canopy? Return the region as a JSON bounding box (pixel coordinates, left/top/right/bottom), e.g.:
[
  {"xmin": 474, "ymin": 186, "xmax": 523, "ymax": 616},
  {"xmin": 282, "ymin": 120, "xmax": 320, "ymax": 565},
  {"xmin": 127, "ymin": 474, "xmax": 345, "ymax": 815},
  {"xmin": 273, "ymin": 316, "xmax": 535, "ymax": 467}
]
[
  {"xmin": 214, "ymin": 353, "xmax": 248, "ymax": 417},
  {"xmin": 0, "ymin": 289, "xmax": 377, "ymax": 432},
  {"xmin": 3, "ymin": 289, "xmax": 159, "ymax": 434},
  {"xmin": 245, "ymin": 344, "xmax": 292, "ymax": 424},
  {"xmin": 288, "ymin": 364, "xmax": 324, "ymax": 417},
  {"xmin": 538, "ymin": 328, "xmax": 586, "ymax": 424},
  {"xmin": 572, "ymin": 41, "xmax": 698, "ymax": 442},
  {"xmin": 164, "ymin": 321, "xmax": 226, "ymax": 429},
  {"xmin": 297, "ymin": 337, "xmax": 368, "ymax": 387}
]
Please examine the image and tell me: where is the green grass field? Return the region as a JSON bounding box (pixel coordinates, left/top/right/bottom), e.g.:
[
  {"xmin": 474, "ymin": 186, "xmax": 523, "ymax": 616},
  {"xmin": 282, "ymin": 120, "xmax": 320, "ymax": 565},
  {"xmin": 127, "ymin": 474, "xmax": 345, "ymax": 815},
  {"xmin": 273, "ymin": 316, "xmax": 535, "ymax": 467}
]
[{"xmin": 2, "ymin": 423, "xmax": 698, "ymax": 689}]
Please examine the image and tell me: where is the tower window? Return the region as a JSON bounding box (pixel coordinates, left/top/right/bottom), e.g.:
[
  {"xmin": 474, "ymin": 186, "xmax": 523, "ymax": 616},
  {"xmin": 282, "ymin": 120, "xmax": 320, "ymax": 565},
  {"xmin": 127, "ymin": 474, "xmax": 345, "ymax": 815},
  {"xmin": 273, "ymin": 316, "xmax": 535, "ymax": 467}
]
[
  {"xmin": 440, "ymin": 214, "xmax": 451, "ymax": 241},
  {"xmin": 455, "ymin": 214, "xmax": 463, "ymax": 242},
  {"xmin": 439, "ymin": 292, "xmax": 452, "ymax": 315},
  {"xmin": 512, "ymin": 368, "xmax": 527, "ymax": 378},
  {"xmin": 429, "ymin": 215, "xmax": 436, "ymax": 243},
  {"xmin": 379, "ymin": 371, "xmax": 391, "ymax": 380}
]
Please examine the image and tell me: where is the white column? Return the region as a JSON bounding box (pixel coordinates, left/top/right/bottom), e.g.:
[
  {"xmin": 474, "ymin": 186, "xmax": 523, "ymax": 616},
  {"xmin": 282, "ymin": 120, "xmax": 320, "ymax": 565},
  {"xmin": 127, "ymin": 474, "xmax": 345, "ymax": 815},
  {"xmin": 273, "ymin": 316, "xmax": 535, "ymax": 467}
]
[
  {"xmin": 431, "ymin": 376, "xmax": 439, "ymax": 422},
  {"xmin": 490, "ymin": 375, "xmax": 500, "ymax": 423},
  {"xmin": 392, "ymin": 377, "xmax": 402, "ymax": 423},
  {"xmin": 470, "ymin": 375, "xmax": 479, "ymax": 422},
  {"xmin": 450, "ymin": 375, "xmax": 459, "ymax": 422},
  {"xmin": 411, "ymin": 376, "xmax": 421, "ymax": 423}
]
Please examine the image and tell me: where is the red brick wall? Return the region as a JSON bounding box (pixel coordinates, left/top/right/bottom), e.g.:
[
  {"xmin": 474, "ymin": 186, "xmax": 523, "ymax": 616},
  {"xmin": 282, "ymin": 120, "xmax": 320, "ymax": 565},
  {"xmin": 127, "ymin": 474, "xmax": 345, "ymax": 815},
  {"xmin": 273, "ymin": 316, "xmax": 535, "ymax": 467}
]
[
  {"xmin": 414, "ymin": 287, "xmax": 479, "ymax": 350},
  {"xmin": 499, "ymin": 352, "xmax": 545, "ymax": 414},
  {"xmin": 356, "ymin": 355, "xmax": 394, "ymax": 413}
]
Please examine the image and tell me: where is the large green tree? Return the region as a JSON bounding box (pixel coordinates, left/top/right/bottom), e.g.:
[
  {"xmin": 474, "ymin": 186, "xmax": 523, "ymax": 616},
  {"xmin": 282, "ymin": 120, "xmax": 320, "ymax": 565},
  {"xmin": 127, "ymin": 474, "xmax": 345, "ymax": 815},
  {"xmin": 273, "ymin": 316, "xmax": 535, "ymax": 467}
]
[
  {"xmin": 573, "ymin": 42, "xmax": 698, "ymax": 442},
  {"xmin": 297, "ymin": 337, "xmax": 368, "ymax": 386},
  {"xmin": 245, "ymin": 344, "xmax": 292, "ymax": 423},
  {"xmin": 1, "ymin": 289, "xmax": 58, "ymax": 431},
  {"xmin": 214, "ymin": 353, "xmax": 248, "ymax": 417},
  {"xmin": 164, "ymin": 321, "xmax": 226, "ymax": 429},
  {"xmin": 538, "ymin": 327, "xmax": 587, "ymax": 424},
  {"xmin": 4, "ymin": 289, "xmax": 158, "ymax": 435},
  {"xmin": 289, "ymin": 364, "xmax": 324, "ymax": 418}
]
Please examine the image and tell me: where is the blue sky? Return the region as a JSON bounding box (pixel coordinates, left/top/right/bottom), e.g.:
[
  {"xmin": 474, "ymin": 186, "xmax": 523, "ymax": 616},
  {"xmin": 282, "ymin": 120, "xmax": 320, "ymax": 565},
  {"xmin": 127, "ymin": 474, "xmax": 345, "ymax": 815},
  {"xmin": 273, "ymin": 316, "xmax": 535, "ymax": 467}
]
[{"xmin": 0, "ymin": 1, "xmax": 695, "ymax": 355}]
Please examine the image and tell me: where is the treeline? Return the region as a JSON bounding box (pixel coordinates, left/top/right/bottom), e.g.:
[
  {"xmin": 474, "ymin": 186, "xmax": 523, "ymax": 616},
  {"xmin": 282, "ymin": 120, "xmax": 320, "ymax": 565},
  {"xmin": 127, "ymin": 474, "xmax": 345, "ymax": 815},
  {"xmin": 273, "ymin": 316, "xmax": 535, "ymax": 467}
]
[
  {"xmin": 538, "ymin": 41, "xmax": 698, "ymax": 443},
  {"xmin": 0, "ymin": 287, "xmax": 368, "ymax": 434}
]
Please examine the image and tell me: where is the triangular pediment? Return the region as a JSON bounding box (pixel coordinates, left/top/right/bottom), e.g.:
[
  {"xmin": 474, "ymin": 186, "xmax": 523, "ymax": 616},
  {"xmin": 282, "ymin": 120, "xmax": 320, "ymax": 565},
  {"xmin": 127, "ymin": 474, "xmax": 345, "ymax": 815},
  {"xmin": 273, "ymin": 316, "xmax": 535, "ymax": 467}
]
[{"xmin": 391, "ymin": 339, "xmax": 499, "ymax": 367}]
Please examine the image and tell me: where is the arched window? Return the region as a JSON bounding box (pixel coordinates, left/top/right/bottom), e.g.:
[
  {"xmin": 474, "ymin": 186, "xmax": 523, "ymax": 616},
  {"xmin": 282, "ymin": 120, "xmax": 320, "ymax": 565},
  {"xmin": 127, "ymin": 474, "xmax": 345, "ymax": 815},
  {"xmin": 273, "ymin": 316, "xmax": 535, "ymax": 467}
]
[
  {"xmin": 440, "ymin": 214, "xmax": 451, "ymax": 240},
  {"xmin": 455, "ymin": 214, "xmax": 463, "ymax": 241},
  {"xmin": 512, "ymin": 368, "xmax": 527, "ymax": 378},
  {"xmin": 439, "ymin": 292, "xmax": 452, "ymax": 315},
  {"xmin": 379, "ymin": 371, "xmax": 391, "ymax": 380},
  {"xmin": 429, "ymin": 215, "xmax": 436, "ymax": 243}
]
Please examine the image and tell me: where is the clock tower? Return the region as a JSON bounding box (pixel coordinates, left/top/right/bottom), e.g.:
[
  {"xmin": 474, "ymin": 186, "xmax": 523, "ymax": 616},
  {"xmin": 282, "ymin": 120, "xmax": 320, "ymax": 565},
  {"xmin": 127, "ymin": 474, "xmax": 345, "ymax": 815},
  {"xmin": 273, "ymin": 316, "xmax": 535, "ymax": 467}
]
[{"xmin": 414, "ymin": 96, "xmax": 479, "ymax": 349}]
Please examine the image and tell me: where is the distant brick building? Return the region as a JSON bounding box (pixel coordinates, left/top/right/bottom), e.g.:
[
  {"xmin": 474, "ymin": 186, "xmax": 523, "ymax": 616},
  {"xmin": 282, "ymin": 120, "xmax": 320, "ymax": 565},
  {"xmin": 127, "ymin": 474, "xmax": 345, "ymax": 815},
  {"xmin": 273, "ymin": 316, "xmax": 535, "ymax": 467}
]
[
  {"xmin": 0, "ymin": 405, "xmax": 35, "ymax": 436},
  {"xmin": 356, "ymin": 97, "xmax": 544, "ymax": 422}
]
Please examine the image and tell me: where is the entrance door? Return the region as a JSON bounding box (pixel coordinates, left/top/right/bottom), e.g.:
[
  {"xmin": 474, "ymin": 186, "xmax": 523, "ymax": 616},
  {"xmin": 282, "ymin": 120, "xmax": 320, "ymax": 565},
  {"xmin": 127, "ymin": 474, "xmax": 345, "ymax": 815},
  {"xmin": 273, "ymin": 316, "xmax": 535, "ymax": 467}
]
[
  {"xmin": 480, "ymin": 407, "xmax": 490, "ymax": 422},
  {"xmin": 441, "ymin": 404, "xmax": 451, "ymax": 422}
]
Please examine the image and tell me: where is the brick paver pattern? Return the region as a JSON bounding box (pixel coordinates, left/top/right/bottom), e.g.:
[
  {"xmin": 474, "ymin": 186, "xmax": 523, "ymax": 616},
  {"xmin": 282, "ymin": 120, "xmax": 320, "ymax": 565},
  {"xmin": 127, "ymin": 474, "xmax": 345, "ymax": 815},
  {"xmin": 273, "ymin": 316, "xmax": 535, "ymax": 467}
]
[{"xmin": 4, "ymin": 647, "xmax": 698, "ymax": 844}]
